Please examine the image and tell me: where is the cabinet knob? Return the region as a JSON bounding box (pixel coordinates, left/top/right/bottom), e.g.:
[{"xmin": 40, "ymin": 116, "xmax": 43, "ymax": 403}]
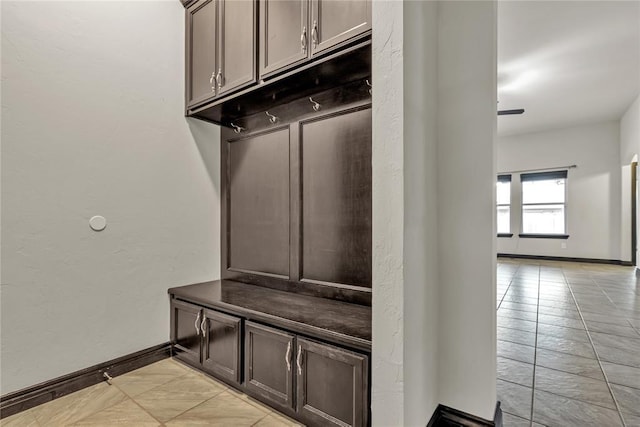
[
  {"xmin": 311, "ymin": 21, "xmax": 318, "ymax": 47},
  {"xmin": 301, "ymin": 26, "xmax": 307, "ymax": 53},
  {"xmin": 216, "ymin": 68, "xmax": 224, "ymax": 89},
  {"xmin": 285, "ymin": 341, "xmax": 292, "ymax": 372},
  {"xmin": 194, "ymin": 311, "xmax": 201, "ymax": 336},
  {"xmin": 209, "ymin": 71, "xmax": 218, "ymax": 92}
]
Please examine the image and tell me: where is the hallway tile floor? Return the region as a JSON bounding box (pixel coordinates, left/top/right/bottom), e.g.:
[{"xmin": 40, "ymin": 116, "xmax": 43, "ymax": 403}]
[
  {"xmin": 0, "ymin": 359, "xmax": 302, "ymax": 427},
  {"xmin": 498, "ymin": 258, "xmax": 640, "ymax": 427}
]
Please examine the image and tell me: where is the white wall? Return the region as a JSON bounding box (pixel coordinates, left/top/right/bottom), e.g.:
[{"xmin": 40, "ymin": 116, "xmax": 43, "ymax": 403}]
[
  {"xmin": 1, "ymin": 1, "xmax": 220, "ymax": 394},
  {"xmin": 497, "ymin": 121, "xmax": 621, "ymax": 260},
  {"xmin": 372, "ymin": 1, "xmax": 497, "ymax": 424},
  {"xmin": 620, "ymin": 95, "xmax": 640, "ymax": 263}
]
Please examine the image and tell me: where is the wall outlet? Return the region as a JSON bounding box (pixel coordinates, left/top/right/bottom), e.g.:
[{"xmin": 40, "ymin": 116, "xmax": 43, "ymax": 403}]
[{"xmin": 561, "ymin": 242, "xmax": 567, "ymax": 249}]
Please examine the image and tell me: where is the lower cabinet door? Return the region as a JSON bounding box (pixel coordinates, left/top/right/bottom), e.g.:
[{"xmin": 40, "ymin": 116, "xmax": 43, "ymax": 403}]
[
  {"xmin": 245, "ymin": 321, "xmax": 295, "ymax": 412},
  {"xmin": 201, "ymin": 308, "xmax": 241, "ymax": 385},
  {"xmin": 296, "ymin": 337, "xmax": 369, "ymax": 427},
  {"xmin": 170, "ymin": 300, "xmax": 202, "ymax": 365}
]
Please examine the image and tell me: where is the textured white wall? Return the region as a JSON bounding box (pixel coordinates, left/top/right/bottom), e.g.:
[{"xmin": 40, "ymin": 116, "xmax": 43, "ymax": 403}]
[
  {"xmin": 1, "ymin": 1, "xmax": 220, "ymax": 394},
  {"xmin": 436, "ymin": 1, "xmax": 498, "ymax": 420},
  {"xmin": 620, "ymin": 95, "xmax": 640, "ymax": 263},
  {"xmin": 497, "ymin": 121, "xmax": 621, "ymax": 260}
]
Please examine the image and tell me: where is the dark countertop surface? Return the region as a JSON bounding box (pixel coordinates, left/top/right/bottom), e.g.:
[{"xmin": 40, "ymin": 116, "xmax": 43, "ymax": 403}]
[{"xmin": 169, "ymin": 280, "xmax": 371, "ymax": 352}]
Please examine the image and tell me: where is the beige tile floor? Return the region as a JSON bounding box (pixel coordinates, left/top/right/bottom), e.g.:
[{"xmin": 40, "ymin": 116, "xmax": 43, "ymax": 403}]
[{"xmin": 1, "ymin": 359, "xmax": 303, "ymax": 427}]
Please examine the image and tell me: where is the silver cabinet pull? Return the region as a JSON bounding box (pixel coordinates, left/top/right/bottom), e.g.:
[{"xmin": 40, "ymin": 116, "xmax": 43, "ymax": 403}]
[
  {"xmin": 296, "ymin": 345, "xmax": 303, "ymax": 375},
  {"xmin": 194, "ymin": 311, "xmax": 201, "ymax": 336},
  {"xmin": 300, "ymin": 26, "xmax": 307, "ymax": 53},
  {"xmin": 209, "ymin": 71, "xmax": 216, "ymax": 92},
  {"xmin": 285, "ymin": 341, "xmax": 292, "ymax": 372},
  {"xmin": 200, "ymin": 316, "xmax": 207, "ymax": 337},
  {"xmin": 311, "ymin": 20, "xmax": 318, "ymax": 47},
  {"xmin": 216, "ymin": 68, "xmax": 224, "ymax": 89}
]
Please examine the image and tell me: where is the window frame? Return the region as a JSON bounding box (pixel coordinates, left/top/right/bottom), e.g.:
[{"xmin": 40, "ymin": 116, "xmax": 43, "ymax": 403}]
[
  {"xmin": 519, "ymin": 170, "xmax": 569, "ymax": 239},
  {"xmin": 496, "ymin": 174, "xmax": 512, "ymax": 237}
]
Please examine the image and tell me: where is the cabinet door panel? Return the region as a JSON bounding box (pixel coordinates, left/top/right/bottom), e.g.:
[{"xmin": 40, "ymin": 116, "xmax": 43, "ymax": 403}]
[
  {"xmin": 186, "ymin": 0, "xmax": 217, "ymax": 107},
  {"xmin": 171, "ymin": 300, "xmax": 202, "ymax": 365},
  {"xmin": 310, "ymin": 0, "xmax": 370, "ymax": 55},
  {"xmin": 228, "ymin": 128, "xmax": 290, "ymax": 277},
  {"xmin": 296, "ymin": 338, "xmax": 368, "ymax": 427},
  {"xmin": 259, "ymin": 0, "xmax": 309, "ymax": 77},
  {"xmin": 202, "ymin": 309, "xmax": 241, "ymax": 385},
  {"xmin": 218, "ymin": 0, "xmax": 256, "ymax": 96},
  {"xmin": 300, "ymin": 107, "xmax": 372, "ymax": 287},
  {"xmin": 245, "ymin": 322, "xmax": 295, "ymax": 411}
]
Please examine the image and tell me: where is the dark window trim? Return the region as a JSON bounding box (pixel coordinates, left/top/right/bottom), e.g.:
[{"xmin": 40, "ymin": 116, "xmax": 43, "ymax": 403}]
[
  {"xmin": 521, "ymin": 170, "xmax": 567, "ymax": 181},
  {"xmin": 497, "ymin": 174, "xmax": 511, "ymax": 183},
  {"xmin": 518, "ymin": 233, "xmax": 569, "ymax": 239},
  {"xmin": 498, "ymin": 233, "xmax": 513, "ymax": 238}
]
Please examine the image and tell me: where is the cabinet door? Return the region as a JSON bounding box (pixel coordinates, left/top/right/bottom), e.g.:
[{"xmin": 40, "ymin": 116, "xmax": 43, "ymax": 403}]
[
  {"xmin": 186, "ymin": 0, "xmax": 217, "ymax": 108},
  {"xmin": 245, "ymin": 322, "xmax": 295, "ymax": 411},
  {"xmin": 201, "ymin": 309, "xmax": 242, "ymax": 385},
  {"xmin": 170, "ymin": 300, "xmax": 202, "ymax": 365},
  {"xmin": 310, "ymin": 0, "xmax": 371, "ymax": 55},
  {"xmin": 296, "ymin": 338, "xmax": 368, "ymax": 427},
  {"xmin": 259, "ymin": 0, "xmax": 309, "ymax": 77},
  {"xmin": 217, "ymin": 0, "xmax": 256, "ymax": 96}
]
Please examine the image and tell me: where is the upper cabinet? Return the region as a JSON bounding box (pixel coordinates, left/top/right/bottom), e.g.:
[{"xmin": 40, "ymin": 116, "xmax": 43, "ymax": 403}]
[
  {"xmin": 309, "ymin": 0, "xmax": 371, "ymax": 56},
  {"xmin": 259, "ymin": 0, "xmax": 371, "ymax": 78},
  {"xmin": 186, "ymin": 0, "xmax": 257, "ymax": 109}
]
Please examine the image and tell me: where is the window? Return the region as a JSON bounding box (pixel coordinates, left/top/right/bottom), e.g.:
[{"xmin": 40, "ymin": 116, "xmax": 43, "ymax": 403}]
[
  {"xmin": 497, "ymin": 175, "xmax": 511, "ymax": 234},
  {"xmin": 521, "ymin": 170, "xmax": 567, "ymax": 235}
]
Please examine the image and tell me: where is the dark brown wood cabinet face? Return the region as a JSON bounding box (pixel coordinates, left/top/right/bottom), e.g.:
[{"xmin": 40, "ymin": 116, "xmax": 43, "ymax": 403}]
[
  {"xmin": 259, "ymin": 0, "xmax": 309, "ymax": 77},
  {"xmin": 171, "ymin": 300, "xmax": 202, "ymax": 365},
  {"xmin": 217, "ymin": 0, "xmax": 256, "ymax": 96},
  {"xmin": 300, "ymin": 107, "xmax": 372, "ymax": 288},
  {"xmin": 245, "ymin": 322, "xmax": 295, "ymax": 411},
  {"xmin": 310, "ymin": 0, "xmax": 371, "ymax": 55},
  {"xmin": 227, "ymin": 128, "xmax": 290, "ymax": 278},
  {"xmin": 296, "ymin": 337, "xmax": 368, "ymax": 427},
  {"xmin": 186, "ymin": 0, "xmax": 217, "ymax": 108},
  {"xmin": 201, "ymin": 309, "xmax": 242, "ymax": 385}
]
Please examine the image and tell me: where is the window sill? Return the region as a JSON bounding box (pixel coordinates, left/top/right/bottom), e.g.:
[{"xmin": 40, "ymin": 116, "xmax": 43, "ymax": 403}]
[
  {"xmin": 518, "ymin": 233, "xmax": 570, "ymax": 239},
  {"xmin": 497, "ymin": 233, "xmax": 513, "ymax": 238}
]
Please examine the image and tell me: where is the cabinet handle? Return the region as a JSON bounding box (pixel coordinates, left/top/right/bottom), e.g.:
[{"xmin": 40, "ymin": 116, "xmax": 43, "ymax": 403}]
[
  {"xmin": 194, "ymin": 311, "xmax": 201, "ymax": 336},
  {"xmin": 216, "ymin": 68, "xmax": 224, "ymax": 89},
  {"xmin": 300, "ymin": 26, "xmax": 307, "ymax": 53},
  {"xmin": 296, "ymin": 345, "xmax": 303, "ymax": 375},
  {"xmin": 311, "ymin": 20, "xmax": 318, "ymax": 47},
  {"xmin": 200, "ymin": 316, "xmax": 207, "ymax": 337},
  {"xmin": 285, "ymin": 341, "xmax": 292, "ymax": 372},
  {"xmin": 209, "ymin": 71, "xmax": 216, "ymax": 92}
]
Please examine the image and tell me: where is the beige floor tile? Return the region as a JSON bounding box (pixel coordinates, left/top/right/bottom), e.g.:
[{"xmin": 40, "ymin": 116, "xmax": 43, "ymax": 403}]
[
  {"xmin": 0, "ymin": 409, "xmax": 39, "ymax": 427},
  {"xmin": 70, "ymin": 399, "xmax": 159, "ymax": 426},
  {"xmin": 165, "ymin": 391, "xmax": 269, "ymax": 426},
  {"xmin": 31, "ymin": 383, "xmax": 127, "ymax": 426},
  {"xmin": 255, "ymin": 412, "xmax": 305, "ymax": 427},
  {"xmin": 133, "ymin": 371, "xmax": 226, "ymax": 422},
  {"xmin": 112, "ymin": 359, "xmax": 189, "ymax": 397}
]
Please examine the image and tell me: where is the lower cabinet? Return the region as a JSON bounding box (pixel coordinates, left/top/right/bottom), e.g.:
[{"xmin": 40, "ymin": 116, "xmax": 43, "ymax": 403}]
[
  {"xmin": 245, "ymin": 321, "xmax": 369, "ymax": 427},
  {"xmin": 170, "ymin": 300, "xmax": 242, "ymax": 385}
]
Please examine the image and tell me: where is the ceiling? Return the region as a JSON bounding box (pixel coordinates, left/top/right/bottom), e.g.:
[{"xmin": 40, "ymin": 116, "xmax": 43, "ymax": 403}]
[{"xmin": 497, "ymin": 1, "xmax": 640, "ymax": 137}]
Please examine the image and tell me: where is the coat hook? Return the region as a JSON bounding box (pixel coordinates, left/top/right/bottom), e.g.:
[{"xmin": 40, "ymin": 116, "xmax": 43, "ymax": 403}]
[
  {"xmin": 266, "ymin": 111, "xmax": 278, "ymax": 124},
  {"xmin": 309, "ymin": 97, "xmax": 321, "ymax": 112},
  {"xmin": 230, "ymin": 122, "xmax": 244, "ymax": 134},
  {"xmin": 365, "ymin": 79, "xmax": 372, "ymax": 95}
]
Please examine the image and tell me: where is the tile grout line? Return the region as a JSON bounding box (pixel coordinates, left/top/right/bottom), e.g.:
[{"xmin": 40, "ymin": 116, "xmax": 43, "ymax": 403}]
[
  {"xmin": 562, "ymin": 267, "xmax": 628, "ymax": 427},
  {"xmin": 497, "ymin": 263, "xmax": 522, "ymax": 310},
  {"xmin": 528, "ymin": 264, "xmax": 541, "ymax": 427}
]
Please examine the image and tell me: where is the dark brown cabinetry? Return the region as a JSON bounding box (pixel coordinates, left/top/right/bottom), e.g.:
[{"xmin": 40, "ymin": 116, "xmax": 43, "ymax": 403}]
[
  {"xmin": 186, "ymin": 0, "xmax": 256, "ymax": 108},
  {"xmin": 170, "ymin": 300, "xmax": 242, "ymax": 385},
  {"xmin": 245, "ymin": 322, "xmax": 295, "ymax": 412},
  {"xmin": 244, "ymin": 321, "xmax": 368, "ymax": 427},
  {"xmin": 259, "ymin": 0, "xmax": 371, "ymax": 78}
]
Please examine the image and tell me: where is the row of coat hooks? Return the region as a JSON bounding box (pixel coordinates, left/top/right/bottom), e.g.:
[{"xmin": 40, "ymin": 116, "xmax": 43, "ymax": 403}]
[{"xmin": 229, "ymin": 79, "xmax": 372, "ymax": 134}]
